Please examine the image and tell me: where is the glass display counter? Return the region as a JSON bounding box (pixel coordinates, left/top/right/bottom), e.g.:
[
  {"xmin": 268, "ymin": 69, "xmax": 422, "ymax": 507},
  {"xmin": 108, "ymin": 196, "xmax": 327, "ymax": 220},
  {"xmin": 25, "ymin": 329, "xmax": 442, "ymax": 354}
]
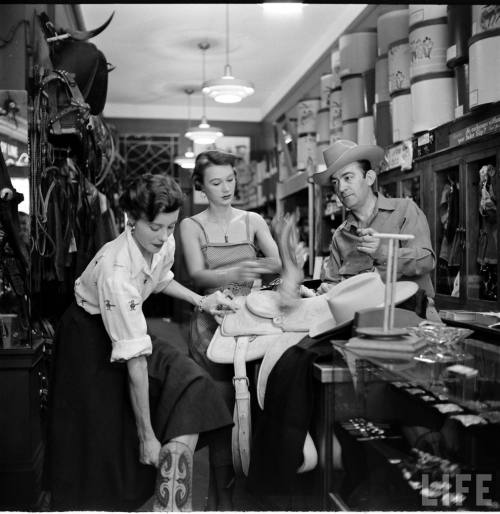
[{"xmin": 314, "ymin": 337, "xmax": 500, "ymax": 511}]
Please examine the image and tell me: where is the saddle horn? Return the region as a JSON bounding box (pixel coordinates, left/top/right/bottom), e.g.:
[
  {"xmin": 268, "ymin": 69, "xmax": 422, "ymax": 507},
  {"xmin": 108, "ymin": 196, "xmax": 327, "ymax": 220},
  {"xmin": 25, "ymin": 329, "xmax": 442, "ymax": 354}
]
[{"xmin": 66, "ymin": 11, "xmax": 115, "ymax": 41}]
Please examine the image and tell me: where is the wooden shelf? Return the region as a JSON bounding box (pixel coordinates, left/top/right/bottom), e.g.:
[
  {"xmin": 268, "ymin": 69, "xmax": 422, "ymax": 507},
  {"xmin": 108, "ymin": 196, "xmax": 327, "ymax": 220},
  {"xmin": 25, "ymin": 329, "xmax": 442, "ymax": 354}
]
[{"xmin": 277, "ymin": 172, "xmax": 309, "ymax": 200}]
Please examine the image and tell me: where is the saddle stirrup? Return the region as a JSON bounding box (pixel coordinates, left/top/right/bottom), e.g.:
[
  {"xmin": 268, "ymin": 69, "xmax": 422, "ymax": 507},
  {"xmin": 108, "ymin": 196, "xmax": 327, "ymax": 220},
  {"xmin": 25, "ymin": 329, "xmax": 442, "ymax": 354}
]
[{"xmin": 232, "ymin": 336, "xmax": 252, "ymax": 476}]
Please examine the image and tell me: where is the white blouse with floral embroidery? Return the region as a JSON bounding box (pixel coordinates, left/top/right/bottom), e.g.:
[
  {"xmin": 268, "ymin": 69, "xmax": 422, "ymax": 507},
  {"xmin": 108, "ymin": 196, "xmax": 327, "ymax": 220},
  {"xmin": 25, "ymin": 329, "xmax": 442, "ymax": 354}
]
[{"xmin": 74, "ymin": 226, "xmax": 175, "ymax": 362}]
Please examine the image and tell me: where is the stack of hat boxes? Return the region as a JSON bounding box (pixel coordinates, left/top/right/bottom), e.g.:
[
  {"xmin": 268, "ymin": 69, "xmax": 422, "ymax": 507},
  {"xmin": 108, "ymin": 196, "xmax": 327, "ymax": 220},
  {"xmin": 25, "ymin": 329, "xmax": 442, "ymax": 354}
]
[{"xmin": 290, "ymin": 4, "xmax": 500, "ymax": 177}]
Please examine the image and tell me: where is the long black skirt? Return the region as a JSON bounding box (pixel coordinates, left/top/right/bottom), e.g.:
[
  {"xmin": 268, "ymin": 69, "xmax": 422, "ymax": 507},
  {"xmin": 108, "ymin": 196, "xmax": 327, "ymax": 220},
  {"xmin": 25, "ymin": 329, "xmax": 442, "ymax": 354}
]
[{"xmin": 45, "ymin": 303, "xmax": 233, "ymax": 511}]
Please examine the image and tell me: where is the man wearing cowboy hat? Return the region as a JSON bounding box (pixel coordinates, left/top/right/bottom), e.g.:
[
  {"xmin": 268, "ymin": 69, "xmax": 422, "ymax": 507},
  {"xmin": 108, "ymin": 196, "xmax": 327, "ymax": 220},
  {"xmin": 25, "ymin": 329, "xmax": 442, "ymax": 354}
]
[{"xmin": 313, "ymin": 139, "xmax": 436, "ymax": 302}]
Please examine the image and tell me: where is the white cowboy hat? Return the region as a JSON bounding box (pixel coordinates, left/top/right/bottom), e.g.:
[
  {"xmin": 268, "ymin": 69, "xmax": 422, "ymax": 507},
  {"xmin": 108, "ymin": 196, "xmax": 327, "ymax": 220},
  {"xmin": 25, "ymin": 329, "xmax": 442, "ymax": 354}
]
[
  {"xmin": 309, "ymin": 272, "xmax": 418, "ymax": 338},
  {"xmin": 312, "ymin": 139, "xmax": 385, "ymax": 186},
  {"xmin": 256, "ymin": 273, "xmax": 418, "ymax": 409}
]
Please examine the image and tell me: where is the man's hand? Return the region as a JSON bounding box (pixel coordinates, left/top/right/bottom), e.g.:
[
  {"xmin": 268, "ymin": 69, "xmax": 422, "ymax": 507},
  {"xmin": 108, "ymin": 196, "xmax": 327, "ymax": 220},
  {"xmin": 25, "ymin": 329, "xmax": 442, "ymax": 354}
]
[{"xmin": 356, "ymin": 228, "xmax": 381, "ymax": 256}]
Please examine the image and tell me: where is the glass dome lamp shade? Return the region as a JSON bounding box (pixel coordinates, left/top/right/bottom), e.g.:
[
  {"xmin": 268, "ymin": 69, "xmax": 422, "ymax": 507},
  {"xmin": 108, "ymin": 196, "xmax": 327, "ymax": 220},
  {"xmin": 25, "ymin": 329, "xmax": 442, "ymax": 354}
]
[
  {"xmin": 185, "ymin": 116, "xmax": 223, "ymax": 145},
  {"xmin": 174, "ymin": 154, "xmax": 196, "ymax": 169},
  {"xmin": 202, "ymin": 65, "xmax": 255, "ymax": 104},
  {"xmin": 202, "ymin": 5, "xmax": 255, "ymax": 104}
]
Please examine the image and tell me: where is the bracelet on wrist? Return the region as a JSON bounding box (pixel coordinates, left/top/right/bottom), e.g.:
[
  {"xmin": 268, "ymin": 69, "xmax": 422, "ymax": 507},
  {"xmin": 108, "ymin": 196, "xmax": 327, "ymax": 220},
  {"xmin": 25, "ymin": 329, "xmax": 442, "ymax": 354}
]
[{"xmin": 197, "ymin": 295, "xmax": 208, "ymax": 312}]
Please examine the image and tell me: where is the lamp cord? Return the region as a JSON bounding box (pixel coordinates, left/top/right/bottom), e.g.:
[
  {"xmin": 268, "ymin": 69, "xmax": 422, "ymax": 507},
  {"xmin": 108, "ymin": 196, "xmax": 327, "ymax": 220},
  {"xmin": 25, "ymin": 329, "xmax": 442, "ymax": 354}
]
[
  {"xmin": 225, "ymin": 4, "xmax": 230, "ymax": 68},
  {"xmin": 201, "ymin": 47, "xmax": 207, "ymax": 117}
]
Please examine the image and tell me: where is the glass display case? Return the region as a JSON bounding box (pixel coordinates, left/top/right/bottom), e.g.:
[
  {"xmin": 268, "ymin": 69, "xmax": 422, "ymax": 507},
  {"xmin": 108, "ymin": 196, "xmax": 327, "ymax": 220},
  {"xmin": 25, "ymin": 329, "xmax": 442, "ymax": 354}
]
[
  {"xmin": 421, "ymin": 134, "xmax": 500, "ymax": 312},
  {"xmin": 314, "ymin": 336, "xmax": 500, "ymax": 511}
]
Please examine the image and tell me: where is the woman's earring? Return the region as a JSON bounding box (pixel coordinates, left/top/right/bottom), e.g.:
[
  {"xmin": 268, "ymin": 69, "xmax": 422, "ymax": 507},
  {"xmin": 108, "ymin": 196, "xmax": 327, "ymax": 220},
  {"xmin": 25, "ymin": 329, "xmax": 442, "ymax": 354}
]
[
  {"xmin": 200, "ymin": 191, "xmax": 206, "ymax": 200},
  {"xmin": 127, "ymin": 220, "xmax": 136, "ymax": 233}
]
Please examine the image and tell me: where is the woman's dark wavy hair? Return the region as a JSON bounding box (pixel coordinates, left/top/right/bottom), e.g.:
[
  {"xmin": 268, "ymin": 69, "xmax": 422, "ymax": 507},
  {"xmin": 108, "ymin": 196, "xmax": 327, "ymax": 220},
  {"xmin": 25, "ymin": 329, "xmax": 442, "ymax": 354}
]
[
  {"xmin": 119, "ymin": 173, "xmax": 184, "ymax": 221},
  {"xmin": 192, "ymin": 150, "xmax": 237, "ymax": 191}
]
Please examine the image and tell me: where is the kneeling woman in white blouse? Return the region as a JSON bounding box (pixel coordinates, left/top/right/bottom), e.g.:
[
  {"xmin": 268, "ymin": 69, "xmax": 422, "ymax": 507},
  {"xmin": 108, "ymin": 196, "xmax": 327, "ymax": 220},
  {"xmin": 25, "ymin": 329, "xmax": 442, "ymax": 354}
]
[{"xmin": 45, "ymin": 173, "xmax": 238, "ymax": 512}]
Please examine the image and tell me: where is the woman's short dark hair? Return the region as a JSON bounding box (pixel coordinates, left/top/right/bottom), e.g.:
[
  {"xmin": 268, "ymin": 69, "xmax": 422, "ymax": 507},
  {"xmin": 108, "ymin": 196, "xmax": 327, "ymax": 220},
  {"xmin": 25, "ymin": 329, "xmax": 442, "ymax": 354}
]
[
  {"xmin": 119, "ymin": 173, "xmax": 184, "ymax": 221},
  {"xmin": 192, "ymin": 150, "xmax": 237, "ymax": 191}
]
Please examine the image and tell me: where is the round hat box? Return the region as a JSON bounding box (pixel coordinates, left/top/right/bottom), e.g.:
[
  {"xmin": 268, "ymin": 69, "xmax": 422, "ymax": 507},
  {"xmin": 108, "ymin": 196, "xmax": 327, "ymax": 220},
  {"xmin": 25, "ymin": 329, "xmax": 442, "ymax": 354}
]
[
  {"xmin": 447, "ymin": 5, "xmax": 472, "ymax": 67},
  {"xmin": 377, "ymin": 9, "xmax": 409, "ymax": 56},
  {"xmin": 339, "ymin": 30, "xmax": 377, "ymax": 77},
  {"xmin": 409, "ymin": 18, "xmax": 449, "ymax": 79},
  {"xmin": 409, "ymin": 4, "xmax": 447, "ymax": 27},
  {"xmin": 410, "ymin": 71, "xmax": 455, "ymax": 133},
  {"xmin": 329, "ymin": 87, "xmax": 342, "ymax": 131},
  {"xmin": 297, "ymin": 98, "xmax": 320, "ymax": 135},
  {"xmin": 468, "ymin": 29, "xmax": 500, "ymax": 109},
  {"xmin": 297, "ymin": 132, "xmax": 317, "ymax": 172},
  {"xmin": 316, "ymin": 107, "xmax": 330, "ymax": 142},
  {"xmin": 320, "ymin": 73, "xmax": 333, "ymax": 109},
  {"xmin": 362, "ymin": 68, "xmax": 376, "ymax": 115},
  {"xmin": 388, "ymin": 38, "xmax": 411, "ymax": 94},
  {"xmin": 330, "ymin": 50, "xmax": 341, "ymax": 88},
  {"xmin": 357, "ymin": 115, "xmax": 376, "ymax": 145},
  {"xmin": 390, "ymin": 89, "xmax": 412, "ymax": 142},
  {"xmin": 374, "ymin": 100, "xmax": 392, "ymax": 148},
  {"xmin": 375, "ymin": 55, "xmax": 390, "ymax": 103},
  {"xmin": 340, "ymin": 73, "xmax": 364, "ymax": 121},
  {"xmin": 342, "ymin": 119, "xmax": 358, "ymax": 143},
  {"xmin": 330, "ymin": 126, "xmax": 344, "ymax": 144},
  {"xmin": 317, "ymin": 140, "xmax": 330, "ymax": 171},
  {"xmin": 472, "ymin": 5, "xmax": 500, "ymax": 36}
]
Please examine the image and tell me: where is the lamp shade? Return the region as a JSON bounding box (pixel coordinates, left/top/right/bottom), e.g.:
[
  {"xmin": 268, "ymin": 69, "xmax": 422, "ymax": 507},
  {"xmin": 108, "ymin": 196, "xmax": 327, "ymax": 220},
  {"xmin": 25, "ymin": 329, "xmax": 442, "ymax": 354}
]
[
  {"xmin": 185, "ymin": 116, "xmax": 223, "ymax": 145},
  {"xmin": 174, "ymin": 149, "xmax": 195, "ymax": 169},
  {"xmin": 202, "ymin": 66, "xmax": 255, "ymax": 104},
  {"xmin": 174, "ymin": 156, "xmax": 195, "ymax": 169}
]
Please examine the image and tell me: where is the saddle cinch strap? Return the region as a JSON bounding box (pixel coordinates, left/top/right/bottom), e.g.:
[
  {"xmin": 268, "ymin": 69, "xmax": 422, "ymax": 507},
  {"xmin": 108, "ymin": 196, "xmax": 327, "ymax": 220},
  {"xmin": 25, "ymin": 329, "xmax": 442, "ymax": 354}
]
[
  {"xmin": 232, "ymin": 336, "xmax": 252, "ymax": 476},
  {"xmin": 226, "ymin": 331, "xmax": 319, "ymax": 478}
]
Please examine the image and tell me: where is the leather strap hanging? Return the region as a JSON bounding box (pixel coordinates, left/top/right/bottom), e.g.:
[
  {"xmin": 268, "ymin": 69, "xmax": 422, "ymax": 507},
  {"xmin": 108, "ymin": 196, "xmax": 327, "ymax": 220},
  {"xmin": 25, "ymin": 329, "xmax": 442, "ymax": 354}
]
[{"xmin": 231, "ymin": 336, "xmax": 252, "ymax": 476}]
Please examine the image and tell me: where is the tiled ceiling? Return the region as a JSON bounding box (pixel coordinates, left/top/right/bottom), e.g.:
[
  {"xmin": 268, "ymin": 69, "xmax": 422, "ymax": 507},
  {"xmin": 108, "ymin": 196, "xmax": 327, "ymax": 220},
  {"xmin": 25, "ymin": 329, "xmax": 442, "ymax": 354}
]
[{"xmin": 80, "ymin": 3, "xmax": 367, "ymax": 122}]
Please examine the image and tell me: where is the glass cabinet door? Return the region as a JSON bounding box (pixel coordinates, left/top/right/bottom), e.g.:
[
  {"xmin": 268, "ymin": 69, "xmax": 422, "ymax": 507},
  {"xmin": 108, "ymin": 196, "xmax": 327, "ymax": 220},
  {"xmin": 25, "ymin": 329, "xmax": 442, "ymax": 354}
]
[
  {"xmin": 379, "ymin": 181, "xmax": 397, "ymax": 199},
  {"xmin": 466, "ymin": 153, "xmax": 498, "ymax": 303},
  {"xmin": 435, "ymin": 165, "xmax": 461, "ymax": 298},
  {"xmin": 401, "ymin": 175, "xmax": 421, "ymax": 207}
]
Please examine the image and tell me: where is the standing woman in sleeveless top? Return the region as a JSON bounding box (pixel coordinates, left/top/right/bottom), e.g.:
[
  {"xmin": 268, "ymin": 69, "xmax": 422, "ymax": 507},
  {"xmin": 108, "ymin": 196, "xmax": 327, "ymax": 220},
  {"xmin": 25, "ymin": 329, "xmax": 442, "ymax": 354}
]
[{"xmin": 179, "ymin": 151, "xmax": 281, "ymax": 510}]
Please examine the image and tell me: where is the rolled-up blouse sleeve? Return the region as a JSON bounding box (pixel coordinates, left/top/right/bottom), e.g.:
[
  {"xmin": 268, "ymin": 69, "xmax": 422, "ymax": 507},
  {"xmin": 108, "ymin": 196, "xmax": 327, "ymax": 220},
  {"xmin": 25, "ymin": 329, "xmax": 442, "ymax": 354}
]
[{"xmin": 98, "ymin": 275, "xmax": 152, "ymax": 362}]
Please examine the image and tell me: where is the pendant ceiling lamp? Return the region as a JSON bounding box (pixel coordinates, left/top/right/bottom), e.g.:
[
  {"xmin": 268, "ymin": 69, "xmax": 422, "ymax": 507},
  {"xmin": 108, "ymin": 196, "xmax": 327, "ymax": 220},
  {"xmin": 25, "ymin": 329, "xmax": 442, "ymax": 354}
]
[
  {"xmin": 186, "ymin": 42, "xmax": 224, "ymax": 145},
  {"xmin": 202, "ymin": 4, "xmax": 255, "ymax": 104},
  {"xmin": 175, "ymin": 89, "xmax": 196, "ymax": 169}
]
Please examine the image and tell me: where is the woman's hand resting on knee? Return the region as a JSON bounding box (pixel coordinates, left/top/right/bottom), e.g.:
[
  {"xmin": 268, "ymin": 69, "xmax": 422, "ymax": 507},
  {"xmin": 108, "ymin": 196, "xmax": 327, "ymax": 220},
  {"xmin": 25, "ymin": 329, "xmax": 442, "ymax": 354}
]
[{"xmin": 140, "ymin": 435, "xmax": 162, "ymax": 467}]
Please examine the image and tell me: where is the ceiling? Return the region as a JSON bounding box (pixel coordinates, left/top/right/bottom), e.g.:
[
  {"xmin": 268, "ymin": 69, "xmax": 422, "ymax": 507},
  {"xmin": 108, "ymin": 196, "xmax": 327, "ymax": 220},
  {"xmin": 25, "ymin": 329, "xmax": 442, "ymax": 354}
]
[{"xmin": 80, "ymin": 3, "xmax": 367, "ymax": 123}]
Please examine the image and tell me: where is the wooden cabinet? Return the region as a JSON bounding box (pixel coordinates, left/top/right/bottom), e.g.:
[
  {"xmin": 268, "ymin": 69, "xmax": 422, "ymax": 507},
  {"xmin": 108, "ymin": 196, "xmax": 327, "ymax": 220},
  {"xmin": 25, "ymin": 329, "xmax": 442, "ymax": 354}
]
[
  {"xmin": 0, "ymin": 340, "xmax": 48, "ymax": 510},
  {"xmin": 377, "ymin": 132, "xmax": 500, "ymax": 313},
  {"xmin": 415, "ymin": 135, "xmax": 499, "ymax": 312}
]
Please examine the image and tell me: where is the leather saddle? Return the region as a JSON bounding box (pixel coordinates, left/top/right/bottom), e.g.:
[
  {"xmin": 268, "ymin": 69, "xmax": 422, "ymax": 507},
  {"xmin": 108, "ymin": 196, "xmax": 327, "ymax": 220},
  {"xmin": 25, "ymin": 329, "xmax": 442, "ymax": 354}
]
[{"xmin": 207, "ymin": 214, "xmax": 319, "ymax": 476}]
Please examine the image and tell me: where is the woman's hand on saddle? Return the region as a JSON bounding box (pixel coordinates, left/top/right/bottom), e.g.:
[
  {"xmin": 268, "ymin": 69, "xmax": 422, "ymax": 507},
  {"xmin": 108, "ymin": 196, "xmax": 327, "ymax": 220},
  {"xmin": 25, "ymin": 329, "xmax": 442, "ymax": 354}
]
[
  {"xmin": 317, "ymin": 281, "xmax": 335, "ymax": 295},
  {"xmin": 232, "ymin": 259, "xmax": 276, "ymax": 282},
  {"xmin": 139, "ymin": 434, "xmax": 162, "ymax": 468},
  {"xmin": 203, "ymin": 290, "xmax": 240, "ymax": 324}
]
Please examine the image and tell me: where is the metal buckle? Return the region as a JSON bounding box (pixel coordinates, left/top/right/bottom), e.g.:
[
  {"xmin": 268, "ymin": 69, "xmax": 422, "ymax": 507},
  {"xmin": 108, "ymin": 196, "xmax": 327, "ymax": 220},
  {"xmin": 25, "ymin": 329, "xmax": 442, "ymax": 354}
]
[{"xmin": 232, "ymin": 376, "xmax": 250, "ymax": 386}]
